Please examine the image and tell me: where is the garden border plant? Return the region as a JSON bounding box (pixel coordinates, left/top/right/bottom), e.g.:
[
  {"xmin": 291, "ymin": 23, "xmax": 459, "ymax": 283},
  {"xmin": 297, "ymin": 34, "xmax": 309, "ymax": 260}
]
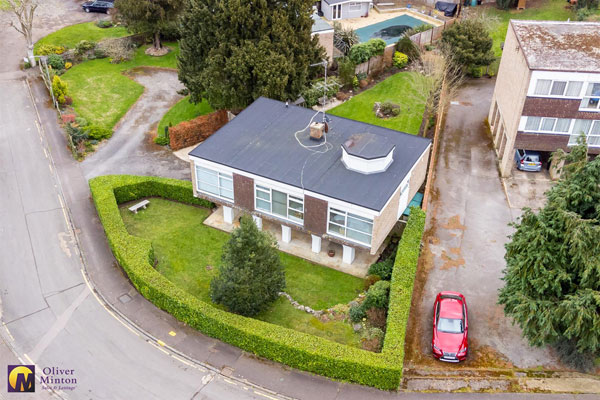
[{"xmin": 89, "ymin": 175, "xmax": 427, "ymax": 389}]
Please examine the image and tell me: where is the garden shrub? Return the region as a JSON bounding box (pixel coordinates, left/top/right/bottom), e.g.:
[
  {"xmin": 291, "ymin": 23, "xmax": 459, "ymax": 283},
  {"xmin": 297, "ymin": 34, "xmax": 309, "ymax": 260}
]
[
  {"xmin": 338, "ymin": 57, "xmax": 356, "ymax": 89},
  {"xmin": 98, "ymin": 37, "xmax": 135, "ymax": 63},
  {"xmin": 66, "ymin": 123, "xmax": 88, "ymax": 145},
  {"xmin": 396, "ymin": 35, "xmax": 420, "ymax": 61},
  {"xmin": 89, "ymin": 175, "xmax": 405, "ymax": 389},
  {"xmin": 349, "ymin": 303, "xmax": 366, "ymax": 322},
  {"xmin": 96, "ymin": 19, "xmax": 114, "ymax": 28},
  {"xmin": 363, "ymin": 280, "xmax": 391, "ymax": 310},
  {"xmin": 376, "ymin": 102, "xmax": 401, "ymax": 118},
  {"xmin": 51, "ymin": 75, "xmax": 69, "ymax": 104},
  {"xmin": 47, "ymin": 54, "xmax": 65, "ymax": 70},
  {"xmin": 366, "ymin": 307, "xmax": 387, "ymax": 330},
  {"xmin": 65, "ymin": 62, "xmax": 73, "ymax": 70},
  {"xmin": 75, "ymin": 40, "xmax": 97, "ymax": 56},
  {"xmin": 368, "ymin": 258, "xmax": 394, "ymax": 281},
  {"xmin": 393, "ymin": 52, "xmax": 409, "ymax": 69},
  {"xmin": 84, "ymin": 125, "xmax": 113, "ymax": 140},
  {"xmin": 75, "ymin": 117, "xmax": 88, "ymax": 127},
  {"xmin": 168, "ymin": 110, "xmax": 228, "ymax": 150},
  {"xmin": 36, "ymin": 44, "xmax": 65, "ymax": 56},
  {"xmin": 361, "ymin": 327, "xmax": 385, "ymax": 352},
  {"xmin": 349, "ymin": 39, "xmax": 386, "ymax": 65},
  {"xmin": 352, "ymin": 76, "xmax": 359, "ymax": 89},
  {"xmin": 301, "ymin": 77, "xmax": 341, "ymax": 107},
  {"xmin": 369, "ymin": 38, "xmax": 386, "ymax": 56},
  {"xmin": 364, "ymin": 274, "xmax": 381, "ymax": 290}
]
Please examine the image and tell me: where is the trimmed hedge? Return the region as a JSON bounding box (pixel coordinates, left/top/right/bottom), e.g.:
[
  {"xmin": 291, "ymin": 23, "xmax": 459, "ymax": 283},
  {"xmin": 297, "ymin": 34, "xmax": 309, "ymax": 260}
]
[
  {"xmin": 89, "ymin": 175, "xmax": 409, "ymax": 389},
  {"xmin": 382, "ymin": 206, "xmax": 427, "ymax": 361}
]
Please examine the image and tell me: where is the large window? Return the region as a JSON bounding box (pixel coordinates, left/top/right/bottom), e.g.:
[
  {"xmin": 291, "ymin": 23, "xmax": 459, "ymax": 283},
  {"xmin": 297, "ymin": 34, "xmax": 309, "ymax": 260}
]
[
  {"xmin": 534, "ymin": 79, "xmax": 583, "ymax": 97},
  {"xmin": 580, "ymin": 83, "xmax": 600, "ymax": 110},
  {"xmin": 255, "ymin": 185, "xmax": 304, "ymax": 224},
  {"xmin": 569, "ymin": 119, "xmax": 600, "ymax": 147},
  {"xmin": 328, "ymin": 207, "xmax": 373, "ymax": 245},
  {"xmin": 524, "ymin": 116, "xmax": 571, "ymax": 133},
  {"xmin": 195, "ymin": 165, "xmax": 233, "ymax": 200},
  {"xmin": 348, "ymin": 2, "xmax": 362, "ymax": 11}
]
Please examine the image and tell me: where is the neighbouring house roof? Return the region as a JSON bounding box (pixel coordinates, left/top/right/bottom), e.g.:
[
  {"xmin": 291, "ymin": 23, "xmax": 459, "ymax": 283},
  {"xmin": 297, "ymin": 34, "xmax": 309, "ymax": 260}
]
[
  {"xmin": 189, "ymin": 97, "xmax": 431, "ymax": 211},
  {"xmin": 323, "ymin": 0, "xmax": 371, "ymax": 5},
  {"xmin": 311, "ymin": 12, "xmax": 333, "ymax": 34},
  {"xmin": 511, "ymin": 20, "xmax": 600, "ymax": 73}
]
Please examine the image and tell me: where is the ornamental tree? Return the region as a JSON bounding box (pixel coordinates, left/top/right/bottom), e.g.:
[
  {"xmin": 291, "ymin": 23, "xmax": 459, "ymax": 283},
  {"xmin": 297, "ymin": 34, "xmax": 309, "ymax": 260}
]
[
  {"xmin": 440, "ymin": 19, "xmax": 495, "ymax": 70},
  {"xmin": 114, "ymin": 0, "xmax": 183, "ymax": 50},
  {"xmin": 499, "ymin": 138, "xmax": 600, "ymax": 357},
  {"xmin": 178, "ymin": 0, "xmax": 325, "ymax": 110},
  {"xmin": 3, "ymin": 0, "xmax": 39, "ymax": 66},
  {"xmin": 210, "ymin": 216, "xmax": 285, "ymax": 316}
]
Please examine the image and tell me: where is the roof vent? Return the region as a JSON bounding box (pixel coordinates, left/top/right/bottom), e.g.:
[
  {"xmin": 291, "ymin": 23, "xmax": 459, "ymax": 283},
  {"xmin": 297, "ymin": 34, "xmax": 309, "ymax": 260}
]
[
  {"xmin": 310, "ymin": 122, "xmax": 325, "ymax": 141},
  {"xmin": 341, "ymin": 133, "xmax": 394, "ymax": 174}
]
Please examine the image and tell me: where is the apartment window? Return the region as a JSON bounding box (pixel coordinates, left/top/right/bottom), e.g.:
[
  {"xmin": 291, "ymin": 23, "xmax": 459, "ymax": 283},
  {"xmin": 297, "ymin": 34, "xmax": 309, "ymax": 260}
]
[
  {"xmin": 569, "ymin": 119, "xmax": 600, "ymax": 146},
  {"xmin": 534, "ymin": 79, "xmax": 584, "ymax": 97},
  {"xmin": 328, "ymin": 208, "xmax": 373, "ymax": 245},
  {"xmin": 348, "ymin": 2, "xmax": 362, "ymax": 11},
  {"xmin": 580, "ymin": 83, "xmax": 600, "ymax": 110},
  {"xmin": 255, "ymin": 185, "xmax": 304, "ymax": 223},
  {"xmin": 524, "ymin": 116, "xmax": 571, "ymax": 134},
  {"xmin": 195, "ymin": 165, "xmax": 233, "ymax": 200}
]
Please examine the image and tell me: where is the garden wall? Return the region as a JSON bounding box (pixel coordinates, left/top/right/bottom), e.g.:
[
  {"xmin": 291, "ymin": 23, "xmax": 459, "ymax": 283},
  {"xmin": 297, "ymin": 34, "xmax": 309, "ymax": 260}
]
[{"xmin": 169, "ymin": 110, "xmax": 228, "ymax": 151}]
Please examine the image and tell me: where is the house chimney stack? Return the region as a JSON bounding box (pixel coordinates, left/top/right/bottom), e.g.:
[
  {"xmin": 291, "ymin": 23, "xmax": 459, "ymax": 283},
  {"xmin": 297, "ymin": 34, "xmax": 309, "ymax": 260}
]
[{"xmin": 309, "ymin": 122, "xmax": 325, "ymax": 140}]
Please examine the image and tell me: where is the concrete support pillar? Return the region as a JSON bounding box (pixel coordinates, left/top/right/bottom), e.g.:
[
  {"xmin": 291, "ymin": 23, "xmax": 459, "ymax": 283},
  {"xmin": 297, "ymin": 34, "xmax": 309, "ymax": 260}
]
[
  {"xmin": 549, "ymin": 157, "xmax": 564, "ymax": 181},
  {"xmin": 223, "ymin": 206, "xmax": 234, "ymax": 224},
  {"xmin": 342, "ymin": 245, "xmax": 355, "ymax": 265},
  {"xmin": 281, "ymin": 225, "xmax": 291, "ymax": 243},
  {"xmin": 252, "ymin": 215, "xmax": 262, "ymax": 230},
  {"xmin": 311, "ymin": 235, "xmax": 322, "ymax": 253}
]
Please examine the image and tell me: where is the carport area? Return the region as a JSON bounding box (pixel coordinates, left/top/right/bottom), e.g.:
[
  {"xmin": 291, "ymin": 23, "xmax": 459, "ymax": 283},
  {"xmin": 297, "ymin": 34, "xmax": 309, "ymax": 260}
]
[
  {"xmin": 502, "ymin": 165, "xmax": 555, "ymax": 211},
  {"xmin": 403, "ymin": 79, "xmax": 563, "ymax": 391}
]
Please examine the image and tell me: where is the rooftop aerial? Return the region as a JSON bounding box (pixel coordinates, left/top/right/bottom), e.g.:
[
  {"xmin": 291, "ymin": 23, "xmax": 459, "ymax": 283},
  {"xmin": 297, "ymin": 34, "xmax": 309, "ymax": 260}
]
[{"xmin": 510, "ymin": 20, "xmax": 600, "ymax": 73}]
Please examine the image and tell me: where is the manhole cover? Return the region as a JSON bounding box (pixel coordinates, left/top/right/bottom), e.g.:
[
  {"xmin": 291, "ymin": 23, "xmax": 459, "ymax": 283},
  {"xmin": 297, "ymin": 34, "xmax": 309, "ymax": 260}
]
[
  {"xmin": 221, "ymin": 366, "xmax": 234, "ymax": 377},
  {"xmin": 118, "ymin": 294, "xmax": 132, "ymax": 304}
]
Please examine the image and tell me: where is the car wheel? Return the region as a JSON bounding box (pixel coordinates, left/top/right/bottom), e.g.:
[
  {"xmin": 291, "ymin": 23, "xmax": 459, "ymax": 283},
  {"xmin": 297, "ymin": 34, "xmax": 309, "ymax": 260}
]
[{"xmin": 84, "ymin": 7, "xmax": 90, "ymax": 12}]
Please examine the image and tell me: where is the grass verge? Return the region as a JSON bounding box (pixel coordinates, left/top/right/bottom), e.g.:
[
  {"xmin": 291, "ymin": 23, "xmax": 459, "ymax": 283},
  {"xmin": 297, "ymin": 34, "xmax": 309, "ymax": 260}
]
[
  {"xmin": 156, "ymin": 96, "xmax": 213, "ymax": 139},
  {"xmin": 34, "ymin": 22, "xmax": 129, "ymax": 53}
]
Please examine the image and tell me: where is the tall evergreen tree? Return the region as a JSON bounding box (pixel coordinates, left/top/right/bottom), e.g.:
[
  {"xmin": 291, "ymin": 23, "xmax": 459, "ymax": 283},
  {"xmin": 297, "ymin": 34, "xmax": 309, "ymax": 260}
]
[
  {"xmin": 178, "ymin": 0, "xmax": 325, "ymax": 110},
  {"xmin": 440, "ymin": 19, "xmax": 495, "ymax": 70},
  {"xmin": 499, "ymin": 138, "xmax": 600, "ymax": 356},
  {"xmin": 114, "ymin": 0, "xmax": 183, "ymax": 50},
  {"xmin": 211, "ymin": 216, "xmax": 285, "ymax": 317}
]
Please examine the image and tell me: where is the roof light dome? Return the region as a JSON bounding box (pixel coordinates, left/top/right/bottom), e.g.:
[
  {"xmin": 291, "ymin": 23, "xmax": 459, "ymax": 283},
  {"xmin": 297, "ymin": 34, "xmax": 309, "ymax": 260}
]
[{"xmin": 341, "ymin": 133, "xmax": 395, "ymax": 174}]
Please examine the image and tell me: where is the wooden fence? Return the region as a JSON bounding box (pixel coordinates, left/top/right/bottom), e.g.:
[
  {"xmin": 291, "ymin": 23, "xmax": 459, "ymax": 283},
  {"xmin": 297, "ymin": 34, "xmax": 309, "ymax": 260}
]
[{"xmin": 409, "ymin": 19, "xmax": 456, "ymax": 50}]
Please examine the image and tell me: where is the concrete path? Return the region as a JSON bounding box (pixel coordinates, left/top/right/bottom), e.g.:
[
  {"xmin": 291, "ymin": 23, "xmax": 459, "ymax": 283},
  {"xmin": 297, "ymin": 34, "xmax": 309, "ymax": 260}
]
[
  {"xmin": 405, "ymin": 78, "xmax": 560, "ymax": 377},
  {"xmin": 82, "ymin": 68, "xmax": 189, "ymax": 180}
]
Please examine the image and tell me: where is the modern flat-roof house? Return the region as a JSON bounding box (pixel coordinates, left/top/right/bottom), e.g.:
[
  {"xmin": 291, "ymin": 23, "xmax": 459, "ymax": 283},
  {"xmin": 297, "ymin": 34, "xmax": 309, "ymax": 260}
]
[
  {"xmin": 311, "ymin": 12, "xmax": 334, "ymax": 61},
  {"xmin": 320, "ymin": 0, "xmax": 372, "ymax": 21},
  {"xmin": 488, "ymin": 20, "xmax": 600, "ymax": 177},
  {"xmin": 189, "ymin": 97, "xmax": 431, "ymax": 265}
]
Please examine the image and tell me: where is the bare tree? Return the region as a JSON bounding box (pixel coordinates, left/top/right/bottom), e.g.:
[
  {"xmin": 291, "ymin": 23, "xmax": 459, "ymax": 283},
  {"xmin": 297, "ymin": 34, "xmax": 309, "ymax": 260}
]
[{"xmin": 4, "ymin": 0, "xmax": 39, "ymax": 66}]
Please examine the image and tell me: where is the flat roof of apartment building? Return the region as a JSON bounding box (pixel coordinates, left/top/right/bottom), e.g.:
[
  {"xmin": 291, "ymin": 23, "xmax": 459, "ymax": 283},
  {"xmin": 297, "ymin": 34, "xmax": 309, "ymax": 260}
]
[{"xmin": 511, "ymin": 20, "xmax": 600, "ymax": 73}]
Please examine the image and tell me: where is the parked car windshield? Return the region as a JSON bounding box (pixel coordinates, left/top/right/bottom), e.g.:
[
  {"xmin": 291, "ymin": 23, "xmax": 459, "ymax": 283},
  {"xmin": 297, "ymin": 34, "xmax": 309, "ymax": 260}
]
[{"xmin": 438, "ymin": 317, "xmax": 463, "ymax": 333}]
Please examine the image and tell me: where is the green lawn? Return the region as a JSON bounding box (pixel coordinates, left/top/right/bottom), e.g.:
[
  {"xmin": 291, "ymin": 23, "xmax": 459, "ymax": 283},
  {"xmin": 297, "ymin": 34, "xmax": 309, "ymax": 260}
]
[
  {"xmin": 157, "ymin": 96, "xmax": 213, "ymax": 138},
  {"xmin": 328, "ymin": 72, "xmax": 430, "ymax": 135},
  {"xmin": 34, "ymin": 22, "xmax": 129, "ymax": 53},
  {"xmin": 120, "ymin": 198, "xmax": 363, "ymax": 346},
  {"xmin": 61, "ymin": 43, "xmax": 180, "ymax": 129}
]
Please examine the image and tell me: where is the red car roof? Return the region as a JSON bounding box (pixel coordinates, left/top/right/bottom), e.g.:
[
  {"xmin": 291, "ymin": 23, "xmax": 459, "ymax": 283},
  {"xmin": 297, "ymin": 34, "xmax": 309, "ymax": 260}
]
[{"xmin": 439, "ymin": 296, "xmax": 464, "ymax": 319}]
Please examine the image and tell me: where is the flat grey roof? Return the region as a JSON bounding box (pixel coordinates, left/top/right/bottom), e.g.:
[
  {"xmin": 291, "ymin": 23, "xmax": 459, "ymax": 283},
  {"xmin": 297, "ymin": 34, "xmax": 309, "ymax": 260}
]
[
  {"xmin": 511, "ymin": 20, "xmax": 600, "ymax": 73},
  {"xmin": 189, "ymin": 97, "xmax": 430, "ymax": 211},
  {"xmin": 312, "ymin": 13, "xmax": 333, "ymax": 34},
  {"xmin": 342, "ymin": 132, "xmax": 394, "ymax": 159}
]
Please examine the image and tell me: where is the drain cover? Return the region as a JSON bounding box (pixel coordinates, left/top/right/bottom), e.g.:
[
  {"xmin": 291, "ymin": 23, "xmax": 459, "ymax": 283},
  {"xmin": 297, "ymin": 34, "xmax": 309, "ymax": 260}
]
[{"xmin": 118, "ymin": 294, "xmax": 132, "ymax": 304}]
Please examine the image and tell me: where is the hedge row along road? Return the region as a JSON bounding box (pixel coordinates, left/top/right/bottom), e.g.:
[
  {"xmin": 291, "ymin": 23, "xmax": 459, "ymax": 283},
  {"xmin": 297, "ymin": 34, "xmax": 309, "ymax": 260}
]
[{"xmin": 89, "ymin": 174, "xmax": 427, "ymax": 389}]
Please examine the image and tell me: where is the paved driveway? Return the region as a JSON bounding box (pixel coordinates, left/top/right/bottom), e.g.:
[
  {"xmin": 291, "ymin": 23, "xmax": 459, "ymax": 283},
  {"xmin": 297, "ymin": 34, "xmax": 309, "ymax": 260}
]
[{"xmin": 405, "ymin": 79, "xmax": 560, "ymax": 371}]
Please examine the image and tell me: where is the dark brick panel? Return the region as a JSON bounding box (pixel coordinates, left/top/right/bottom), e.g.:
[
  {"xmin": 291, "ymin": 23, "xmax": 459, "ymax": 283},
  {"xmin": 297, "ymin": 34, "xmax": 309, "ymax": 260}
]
[
  {"xmin": 514, "ymin": 132, "xmax": 570, "ymax": 151},
  {"xmin": 304, "ymin": 195, "xmax": 327, "ymax": 236},
  {"xmin": 522, "ymin": 97, "xmax": 600, "ymax": 120},
  {"xmin": 233, "ymin": 174, "xmax": 254, "ymax": 211}
]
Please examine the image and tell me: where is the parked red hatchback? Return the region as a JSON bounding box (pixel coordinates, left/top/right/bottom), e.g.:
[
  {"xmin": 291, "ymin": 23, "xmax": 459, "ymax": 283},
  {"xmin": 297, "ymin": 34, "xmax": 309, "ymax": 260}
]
[{"xmin": 432, "ymin": 291, "xmax": 468, "ymax": 362}]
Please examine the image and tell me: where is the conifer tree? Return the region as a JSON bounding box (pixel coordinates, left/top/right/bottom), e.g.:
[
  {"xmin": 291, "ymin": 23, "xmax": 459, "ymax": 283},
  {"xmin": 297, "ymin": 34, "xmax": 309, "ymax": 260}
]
[
  {"xmin": 178, "ymin": 0, "xmax": 325, "ymax": 110},
  {"xmin": 440, "ymin": 19, "xmax": 495, "ymax": 70},
  {"xmin": 211, "ymin": 216, "xmax": 285, "ymax": 316}
]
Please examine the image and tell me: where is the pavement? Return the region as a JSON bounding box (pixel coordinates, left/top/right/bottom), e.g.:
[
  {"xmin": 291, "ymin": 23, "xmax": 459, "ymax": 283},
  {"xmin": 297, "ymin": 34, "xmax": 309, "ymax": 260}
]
[{"xmin": 404, "ymin": 78, "xmax": 563, "ymax": 385}]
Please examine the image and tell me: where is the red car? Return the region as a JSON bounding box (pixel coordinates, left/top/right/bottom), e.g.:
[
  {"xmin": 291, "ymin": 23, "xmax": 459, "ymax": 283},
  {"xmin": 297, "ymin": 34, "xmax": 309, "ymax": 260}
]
[{"xmin": 432, "ymin": 291, "xmax": 468, "ymax": 362}]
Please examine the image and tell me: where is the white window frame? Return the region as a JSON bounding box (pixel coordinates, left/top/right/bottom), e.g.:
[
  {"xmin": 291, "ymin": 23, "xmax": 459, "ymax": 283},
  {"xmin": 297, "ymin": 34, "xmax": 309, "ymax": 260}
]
[
  {"xmin": 195, "ymin": 165, "xmax": 233, "ymax": 201},
  {"xmin": 579, "ymin": 82, "xmax": 600, "ymax": 112},
  {"xmin": 568, "ymin": 119, "xmax": 600, "ymax": 147},
  {"xmin": 254, "ymin": 184, "xmax": 304, "ymax": 225},
  {"xmin": 523, "ymin": 116, "xmax": 572, "ymax": 135},
  {"xmin": 327, "ymin": 206, "xmax": 373, "ymax": 246},
  {"xmin": 532, "ymin": 79, "xmax": 584, "ymax": 98},
  {"xmin": 348, "ymin": 2, "xmax": 362, "ymax": 11},
  {"xmin": 332, "ymin": 3, "xmax": 342, "ymax": 19}
]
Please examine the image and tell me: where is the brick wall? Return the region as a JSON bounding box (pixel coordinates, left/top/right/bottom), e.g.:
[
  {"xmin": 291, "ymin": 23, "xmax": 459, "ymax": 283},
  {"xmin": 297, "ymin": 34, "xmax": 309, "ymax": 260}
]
[
  {"xmin": 233, "ymin": 174, "xmax": 254, "ymax": 211},
  {"xmin": 522, "ymin": 97, "xmax": 599, "ymax": 120},
  {"xmin": 514, "ymin": 132, "xmax": 570, "ymax": 151},
  {"xmin": 304, "ymin": 195, "xmax": 328, "ymax": 236},
  {"xmin": 371, "ymin": 186, "xmax": 401, "ymax": 255},
  {"xmin": 169, "ymin": 110, "xmax": 228, "ymax": 151}
]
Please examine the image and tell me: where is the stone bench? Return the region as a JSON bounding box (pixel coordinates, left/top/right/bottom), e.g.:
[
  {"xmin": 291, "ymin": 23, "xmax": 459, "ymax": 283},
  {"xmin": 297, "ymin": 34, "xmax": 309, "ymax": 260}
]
[{"xmin": 128, "ymin": 199, "xmax": 149, "ymax": 214}]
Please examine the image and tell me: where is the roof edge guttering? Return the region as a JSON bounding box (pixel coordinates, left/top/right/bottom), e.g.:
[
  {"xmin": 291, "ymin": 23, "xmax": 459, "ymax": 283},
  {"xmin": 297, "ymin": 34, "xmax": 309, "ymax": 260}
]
[{"xmin": 341, "ymin": 145, "xmax": 395, "ymax": 175}]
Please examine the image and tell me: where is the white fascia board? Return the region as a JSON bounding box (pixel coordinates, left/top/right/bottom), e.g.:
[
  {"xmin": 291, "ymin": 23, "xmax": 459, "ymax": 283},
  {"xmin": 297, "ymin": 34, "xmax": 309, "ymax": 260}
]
[
  {"xmin": 190, "ymin": 155, "xmax": 380, "ymax": 218},
  {"xmin": 528, "ymin": 70, "xmax": 600, "ymax": 97},
  {"xmin": 311, "ymin": 29, "xmax": 334, "ymax": 37}
]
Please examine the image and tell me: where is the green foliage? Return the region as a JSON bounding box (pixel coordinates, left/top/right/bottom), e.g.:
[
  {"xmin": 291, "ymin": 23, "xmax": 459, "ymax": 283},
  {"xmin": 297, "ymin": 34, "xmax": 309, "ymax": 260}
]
[
  {"xmin": 440, "ymin": 19, "xmax": 495, "ymax": 69},
  {"xmin": 349, "ymin": 304, "xmax": 366, "ymax": 322},
  {"xmin": 47, "ymin": 54, "xmax": 65, "ymax": 70},
  {"xmin": 576, "ymin": 7, "xmax": 594, "ymax": 20},
  {"xmin": 36, "ymin": 44, "xmax": 66, "ymax": 56},
  {"xmin": 84, "ymin": 124, "xmax": 113, "ymax": 140},
  {"xmin": 412, "ymin": 24, "xmax": 432, "ymax": 33},
  {"xmin": 178, "ymin": 0, "xmax": 325, "ymax": 110},
  {"xmin": 383, "ymin": 207, "xmax": 426, "ymax": 357},
  {"xmin": 34, "ymin": 22, "xmax": 129, "ymax": 54},
  {"xmin": 75, "ymin": 40, "xmax": 97, "ymax": 55},
  {"xmin": 96, "ymin": 19, "xmax": 114, "ymax": 28},
  {"xmin": 301, "ymin": 77, "xmax": 341, "ymax": 107},
  {"xmin": 468, "ymin": 65, "xmax": 484, "ymax": 78},
  {"xmin": 396, "ymin": 35, "xmax": 420, "ymax": 61},
  {"xmin": 368, "ymin": 258, "xmax": 394, "ymax": 281},
  {"xmin": 363, "ymin": 280, "xmax": 391, "ymax": 310},
  {"xmin": 114, "ymin": 0, "xmax": 184, "ymax": 49},
  {"xmin": 338, "ymin": 57, "xmax": 356, "ymax": 89},
  {"xmin": 156, "ymin": 96, "xmax": 213, "ymax": 144},
  {"xmin": 352, "ymin": 76, "xmax": 359, "ymax": 89},
  {"xmin": 378, "ymin": 102, "xmax": 401, "ymax": 118},
  {"xmin": 333, "ymin": 21, "xmax": 359, "ymax": 56},
  {"xmin": 393, "ymin": 52, "xmax": 408, "ymax": 69},
  {"xmin": 499, "ymin": 140, "xmax": 600, "ymax": 356},
  {"xmin": 496, "ymin": 0, "xmax": 517, "ymax": 10},
  {"xmin": 51, "ymin": 75, "xmax": 69, "ymax": 104},
  {"xmin": 211, "ymin": 216, "xmax": 285, "ymax": 317},
  {"xmin": 575, "ymin": 0, "xmax": 599, "ymax": 9},
  {"xmin": 349, "ymin": 38, "xmax": 385, "ymax": 64},
  {"xmin": 89, "ymin": 175, "xmax": 406, "ymax": 389}
]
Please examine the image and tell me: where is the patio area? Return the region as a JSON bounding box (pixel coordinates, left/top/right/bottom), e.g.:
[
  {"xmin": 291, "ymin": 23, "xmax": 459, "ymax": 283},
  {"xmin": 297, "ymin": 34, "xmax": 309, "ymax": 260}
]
[{"xmin": 205, "ymin": 206, "xmax": 382, "ymax": 278}]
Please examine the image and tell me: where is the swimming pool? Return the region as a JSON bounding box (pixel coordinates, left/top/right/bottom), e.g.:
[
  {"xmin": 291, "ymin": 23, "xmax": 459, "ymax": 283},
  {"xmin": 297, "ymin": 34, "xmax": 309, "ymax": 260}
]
[{"xmin": 355, "ymin": 14, "xmax": 430, "ymax": 45}]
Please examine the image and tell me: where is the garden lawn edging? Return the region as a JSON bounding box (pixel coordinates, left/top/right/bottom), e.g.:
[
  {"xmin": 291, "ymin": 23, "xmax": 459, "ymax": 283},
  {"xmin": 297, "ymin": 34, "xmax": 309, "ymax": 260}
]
[{"xmin": 89, "ymin": 175, "xmax": 416, "ymax": 389}]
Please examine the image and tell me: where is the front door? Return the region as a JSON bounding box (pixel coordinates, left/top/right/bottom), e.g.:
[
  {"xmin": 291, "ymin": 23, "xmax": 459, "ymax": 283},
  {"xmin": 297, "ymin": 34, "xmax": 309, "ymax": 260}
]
[
  {"xmin": 332, "ymin": 4, "xmax": 342, "ymax": 20},
  {"xmin": 397, "ymin": 179, "xmax": 410, "ymax": 219}
]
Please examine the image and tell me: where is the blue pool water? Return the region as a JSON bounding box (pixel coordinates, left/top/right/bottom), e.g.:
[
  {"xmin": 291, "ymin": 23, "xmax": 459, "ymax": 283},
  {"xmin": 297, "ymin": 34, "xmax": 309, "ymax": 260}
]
[{"xmin": 355, "ymin": 15, "xmax": 429, "ymax": 45}]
